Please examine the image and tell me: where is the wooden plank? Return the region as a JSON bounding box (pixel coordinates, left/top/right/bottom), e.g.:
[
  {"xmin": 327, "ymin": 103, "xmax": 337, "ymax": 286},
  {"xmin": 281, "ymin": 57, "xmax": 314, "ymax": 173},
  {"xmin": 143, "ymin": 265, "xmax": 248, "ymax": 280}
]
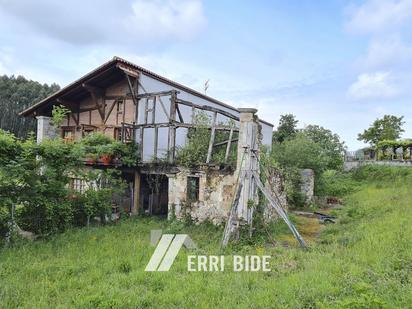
[
  {"xmin": 176, "ymin": 99, "xmax": 239, "ymax": 121},
  {"xmin": 116, "ymin": 63, "xmax": 139, "ymax": 78},
  {"xmin": 154, "ymin": 126, "xmax": 158, "ymax": 159},
  {"xmin": 140, "ymin": 127, "xmax": 144, "ymax": 159},
  {"xmin": 70, "ymin": 113, "xmax": 79, "ymax": 126},
  {"xmin": 176, "ymin": 104, "xmax": 184, "ymax": 123},
  {"xmin": 168, "ymin": 91, "xmax": 177, "ymax": 163},
  {"xmin": 224, "ymin": 128, "xmax": 234, "ymax": 163},
  {"xmin": 206, "ymin": 111, "xmax": 217, "ymax": 163},
  {"xmin": 82, "ymin": 83, "xmax": 105, "ymax": 122},
  {"xmin": 134, "ymin": 122, "xmax": 239, "ymax": 131},
  {"xmin": 104, "ymin": 99, "xmax": 117, "ymax": 124},
  {"xmin": 213, "ymin": 137, "xmax": 238, "ymax": 147},
  {"xmin": 144, "ymin": 98, "xmax": 149, "ymax": 124},
  {"xmin": 152, "ymin": 96, "xmax": 156, "ymax": 124},
  {"xmin": 252, "ymin": 171, "xmax": 306, "ymax": 248},
  {"xmin": 222, "ymin": 175, "xmax": 244, "ymax": 247},
  {"xmin": 136, "ymin": 90, "xmax": 176, "ymax": 99},
  {"xmin": 125, "ymin": 74, "xmax": 138, "ymax": 106}
]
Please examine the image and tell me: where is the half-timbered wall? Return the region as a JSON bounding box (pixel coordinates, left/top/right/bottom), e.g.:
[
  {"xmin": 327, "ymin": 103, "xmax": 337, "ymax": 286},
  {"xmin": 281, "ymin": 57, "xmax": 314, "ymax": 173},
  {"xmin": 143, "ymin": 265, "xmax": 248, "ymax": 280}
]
[{"xmin": 57, "ymin": 69, "xmax": 273, "ymax": 162}]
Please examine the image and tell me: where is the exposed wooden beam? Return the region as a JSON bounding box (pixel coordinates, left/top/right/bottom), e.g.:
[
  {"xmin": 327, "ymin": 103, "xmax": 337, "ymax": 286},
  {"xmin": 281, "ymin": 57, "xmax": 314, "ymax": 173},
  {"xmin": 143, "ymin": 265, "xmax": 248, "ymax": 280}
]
[
  {"xmin": 213, "ymin": 137, "xmax": 239, "ymax": 147},
  {"xmin": 125, "ymin": 74, "xmax": 138, "ymax": 106},
  {"xmin": 116, "ymin": 63, "xmax": 139, "ymax": 78},
  {"xmin": 152, "ymin": 96, "xmax": 156, "ymax": 124},
  {"xmin": 176, "ymin": 99, "xmax": 239, "ymax": 121},
  {"xmin": 82, "ymin": 83, "xmax": 105, "ymax": 121},
  {"xmin": 133, "ymin": 122, "xmax": 239, "ymax": 131},
  {"xmin": 135, "ymin": 90, "xmax": 177, "ymax": 99},
  {"xmin": 168, "ymin": 91, "xmax": 177, "ymax": 164},
  {"xmin": 206, "ymin": 111, "xmax": 217, "ymax": 163},
  {"xmin": 176, "ymin": 104, "xmax": 184, "ymax": 123},
  {"xmin": 56, "ymin": 98, "xmax": 80, "ymax": 126},
  {"xmin": 104, "ymin": 99, "xmax": 118, "ymax": 124},
  {"xmin": 224, "ymin": 129, "xmax": 234, "ymax": 163}
]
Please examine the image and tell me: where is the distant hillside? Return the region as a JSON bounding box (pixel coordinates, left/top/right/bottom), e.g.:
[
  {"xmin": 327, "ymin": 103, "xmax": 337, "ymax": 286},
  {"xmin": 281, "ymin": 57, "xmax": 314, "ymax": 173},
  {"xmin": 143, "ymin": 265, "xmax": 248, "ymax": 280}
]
[{"xmin": 0, "ymin": 75, "xmax": 60, "ymax": 138}]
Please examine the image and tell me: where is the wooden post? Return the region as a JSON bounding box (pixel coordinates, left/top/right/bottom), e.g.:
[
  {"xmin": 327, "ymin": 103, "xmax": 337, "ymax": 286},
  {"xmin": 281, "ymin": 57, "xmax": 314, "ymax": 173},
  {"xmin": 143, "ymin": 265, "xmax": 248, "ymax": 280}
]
[
  {"xmin": 224, "ymin": 128, "xmax": 234, "ymax": 164},
  {"xmin": 154, "ymin": 126, "xmax": 158, "ymax": 159},
  {"xmin": 206, "ymin": 111, "xmax": 217, "ymax": 163},
  {"xmin": 168, "ymin": 91, "xmax": 177, "ymax": 164},
  {"xmin": 152, "ymin": 96, "xmax": 156, "ymax": 124},
  {"xmin": 132, "ymin": 170, "xmax": 141, "ymax": 215}
]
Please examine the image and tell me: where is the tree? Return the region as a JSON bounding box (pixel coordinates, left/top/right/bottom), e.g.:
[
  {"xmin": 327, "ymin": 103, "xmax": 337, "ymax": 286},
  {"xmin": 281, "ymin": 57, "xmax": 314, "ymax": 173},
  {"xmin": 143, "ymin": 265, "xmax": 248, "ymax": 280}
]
[
  {"xmin": 303, "ymin": 125, "xmax": 345, "ymax": 170},
  {"xmin": 272, "ymin": 114, "xmax": 298, "ymax": 143},
  {"xmin": 272, "ymin": 132, "xmax": 328, "ymax": 176},
  {"xmin": 0, "ymin": 75, "xmax": 60, "ymax": 138},
  {"xmin": 358, "ymin": 115, "xmax": 405, "ymax": 146}
]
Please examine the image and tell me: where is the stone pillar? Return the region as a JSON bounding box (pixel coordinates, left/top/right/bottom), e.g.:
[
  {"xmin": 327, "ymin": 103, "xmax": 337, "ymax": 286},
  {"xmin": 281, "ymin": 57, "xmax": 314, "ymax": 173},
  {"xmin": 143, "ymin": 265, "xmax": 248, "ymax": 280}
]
[
  {"xmin": 300, "ymin": 169, "xmax": 314, "ymax": 205},
  {"xmin": 236, "ymin": 108, "xmax": 260, "ymax": 221},
  {"xmin": 36, "ymin": 116, "xmax": 56, "ymax": 144},
  {"xmin": 132, "ymin": 170, "xmax": 141, "ymax": 215}
]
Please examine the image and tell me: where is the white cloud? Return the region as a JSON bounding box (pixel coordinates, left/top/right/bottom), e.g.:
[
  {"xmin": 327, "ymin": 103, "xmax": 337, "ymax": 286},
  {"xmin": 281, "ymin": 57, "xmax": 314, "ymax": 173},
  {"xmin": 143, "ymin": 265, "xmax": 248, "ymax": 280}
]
[
  {"xmin": 363, "ymin": 36, "xmax": 412, "ymax": 69},
  {"xmin": 348, "ymin": 71, "xmax": 399, "ymax": 99},
  {"xmin": 0, "ymin": 0, "xmax": 206, "ymax": 45},
  {"xmin": 128, "ymin": 0, "xmax": 206, "ymax": 40},
  {"xmin": 346, "ymin": 0, "xmax": 412, "ymax": 34}
]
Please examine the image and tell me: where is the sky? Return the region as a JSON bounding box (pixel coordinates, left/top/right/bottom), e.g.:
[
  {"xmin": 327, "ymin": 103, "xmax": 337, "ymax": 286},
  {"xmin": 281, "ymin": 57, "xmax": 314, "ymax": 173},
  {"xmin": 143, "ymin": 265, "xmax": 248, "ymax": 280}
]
[{"xmin": 0, "ymin": 0, "xmax": 412, "ymax": 150}]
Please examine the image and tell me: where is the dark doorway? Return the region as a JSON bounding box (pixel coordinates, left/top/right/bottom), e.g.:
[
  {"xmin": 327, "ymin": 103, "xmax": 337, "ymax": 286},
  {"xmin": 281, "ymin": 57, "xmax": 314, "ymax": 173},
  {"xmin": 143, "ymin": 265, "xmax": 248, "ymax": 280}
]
[{"xmin": 140, "ymin": 174, "xmax": 169, "ymax": 216}]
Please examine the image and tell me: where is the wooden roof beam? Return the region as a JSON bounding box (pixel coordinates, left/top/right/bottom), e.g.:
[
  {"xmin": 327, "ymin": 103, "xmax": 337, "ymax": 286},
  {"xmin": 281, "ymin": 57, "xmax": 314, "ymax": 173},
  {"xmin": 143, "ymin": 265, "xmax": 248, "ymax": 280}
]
[{"xmin": 82, "ymin": 83, "xmax": 105, "ymax": 121}]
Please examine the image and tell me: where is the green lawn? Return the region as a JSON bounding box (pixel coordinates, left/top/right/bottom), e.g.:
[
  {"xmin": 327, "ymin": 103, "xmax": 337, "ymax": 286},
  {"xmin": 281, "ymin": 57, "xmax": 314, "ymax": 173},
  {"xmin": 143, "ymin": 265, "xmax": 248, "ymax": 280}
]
[{"xmin": 1, "ymin": 169, "xmax": 412, "ymax": 308}]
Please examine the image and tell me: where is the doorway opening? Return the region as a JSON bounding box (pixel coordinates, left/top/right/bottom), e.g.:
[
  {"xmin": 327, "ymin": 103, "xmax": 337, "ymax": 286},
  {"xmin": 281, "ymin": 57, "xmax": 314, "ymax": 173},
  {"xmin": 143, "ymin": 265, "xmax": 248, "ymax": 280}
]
[{"xmin": 140, "ymin": 174, "xmax": 169, "ymax": 216}]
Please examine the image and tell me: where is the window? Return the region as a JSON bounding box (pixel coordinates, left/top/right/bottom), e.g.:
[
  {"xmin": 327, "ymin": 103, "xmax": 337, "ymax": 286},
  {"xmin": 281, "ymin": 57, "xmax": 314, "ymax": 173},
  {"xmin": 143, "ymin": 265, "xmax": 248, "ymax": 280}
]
[
  {"xmin": 70, "ymin": 178, "xmax": 86, "ymax": 193},
  {"xmin": 61, "ymin": 127, "xmax": 75, "ymax": 142},
  {"xmin": 187, "ymin": 176, "xmax": 200, "ymax": 202},
  {"xmin": 81, "ymin": 125, "xmax": 96, "ymax": 137},
  {"xmin": 114, "ymin": 127, "xmax": 122, "ymax": 141},
  {"xmin": 117, "ymin": 100, "xmax": 124, "ymax": 113}
]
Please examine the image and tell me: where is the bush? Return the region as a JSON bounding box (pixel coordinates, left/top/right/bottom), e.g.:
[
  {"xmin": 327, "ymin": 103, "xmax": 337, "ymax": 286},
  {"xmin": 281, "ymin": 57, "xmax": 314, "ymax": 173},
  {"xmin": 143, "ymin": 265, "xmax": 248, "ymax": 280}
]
[
  {"xmin": 272, "ymin": 133, "xmax": 329, "ymax": 177},
  {"xmin": 352, "ymin": 165, "xmax": 412, "ymax": 182},
  {"xmin": 316, "ymin": 170, "xmax": 358, "ymax": 197},
  {"xmin": 0, "ymin": 130, "xmax": 130, "ymax": 240}
]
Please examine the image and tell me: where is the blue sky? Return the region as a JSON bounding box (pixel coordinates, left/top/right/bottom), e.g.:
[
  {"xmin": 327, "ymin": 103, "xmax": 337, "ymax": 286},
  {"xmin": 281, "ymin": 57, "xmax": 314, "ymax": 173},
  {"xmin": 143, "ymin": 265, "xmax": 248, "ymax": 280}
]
[{"xmin": 1, "ymin": 0, "xmax": 412, "ymax": 149}]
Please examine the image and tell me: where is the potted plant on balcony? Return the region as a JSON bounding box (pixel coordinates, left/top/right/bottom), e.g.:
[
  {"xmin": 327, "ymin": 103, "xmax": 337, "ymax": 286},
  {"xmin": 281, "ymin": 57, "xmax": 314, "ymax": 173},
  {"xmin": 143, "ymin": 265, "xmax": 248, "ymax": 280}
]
[
  {"xmin": 97, "ymin": 144, "xmax": 114, "ymax": 166},
  {"xmin": 85, "ymin": 152, "xmax": 98, "ymax": 165},
  {"xmin": 111, "ymin": 141, "xmax": 126, "ymax": 165}
]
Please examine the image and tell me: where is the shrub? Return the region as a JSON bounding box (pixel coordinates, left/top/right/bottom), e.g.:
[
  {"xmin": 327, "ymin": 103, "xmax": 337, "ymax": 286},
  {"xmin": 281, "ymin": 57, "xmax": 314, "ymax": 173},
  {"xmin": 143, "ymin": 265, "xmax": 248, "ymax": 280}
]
[
  {"xmin": 316, "ymin": 170, "xmax": 358, "ymax": 197},
  {"xmin": 352, "ymin": 165, "xmax": 412, "ymax": 182},
  {"xmin": 272, "ymin": 132, "xmax": 329, "ymax": 177}
]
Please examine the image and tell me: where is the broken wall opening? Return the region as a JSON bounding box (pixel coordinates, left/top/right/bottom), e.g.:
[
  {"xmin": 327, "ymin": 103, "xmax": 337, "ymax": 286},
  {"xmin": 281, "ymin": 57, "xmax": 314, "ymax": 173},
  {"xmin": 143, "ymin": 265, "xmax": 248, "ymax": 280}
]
[{"xmin": 140, "ymin": 174, "xmax": 168, "ymax": 216}]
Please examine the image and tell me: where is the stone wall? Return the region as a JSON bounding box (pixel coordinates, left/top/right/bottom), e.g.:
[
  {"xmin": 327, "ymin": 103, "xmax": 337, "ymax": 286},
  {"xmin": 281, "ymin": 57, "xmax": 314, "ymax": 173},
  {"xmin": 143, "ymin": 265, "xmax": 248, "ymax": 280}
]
[
  {"xmin": 36, "ymin": 116, "xmax": 57, "ymax": 143},
  {"xmin": 167, "ymin": 167, "xmax": 235, "ymax": 225},
  {"xmin": 263, "ymin": 169, "xmax": 288, "ymax": 221},
  {"xmin": 344, "ymin": 160, "xmax": 412, "ymax": 171},
  {"xmin": 167, "ymin": 165, "xmax": 289, "ymax": 225},
  {"xmin": 300, "ymin": 169, "xmax": 314, "ymax": 206}
]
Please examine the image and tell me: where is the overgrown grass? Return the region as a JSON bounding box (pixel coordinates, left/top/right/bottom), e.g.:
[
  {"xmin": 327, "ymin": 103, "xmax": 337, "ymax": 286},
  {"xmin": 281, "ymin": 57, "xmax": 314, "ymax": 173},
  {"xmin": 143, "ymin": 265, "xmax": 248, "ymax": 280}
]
[{"xmin": 1, "ymin": 166, "xmax": 412, "ymax": 308}]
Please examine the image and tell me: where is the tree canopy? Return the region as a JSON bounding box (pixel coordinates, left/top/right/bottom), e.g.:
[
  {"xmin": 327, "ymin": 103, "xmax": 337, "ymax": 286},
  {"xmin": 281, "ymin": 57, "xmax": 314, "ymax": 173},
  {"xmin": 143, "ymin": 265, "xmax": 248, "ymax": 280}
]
[
  {"xmin": 0, "ymin": 75, "xmax": 60, "ymax": 138},
  {"xmin": 272, "ymin": 114, "xmax": 298, "ymax": 143},
  {"xmin": 303, "ymin": 124, "xmax": 345, "ymax": 170},
  {"xmin": 358, "ymin": 115, "xmax": 405, "ymax": 146}
]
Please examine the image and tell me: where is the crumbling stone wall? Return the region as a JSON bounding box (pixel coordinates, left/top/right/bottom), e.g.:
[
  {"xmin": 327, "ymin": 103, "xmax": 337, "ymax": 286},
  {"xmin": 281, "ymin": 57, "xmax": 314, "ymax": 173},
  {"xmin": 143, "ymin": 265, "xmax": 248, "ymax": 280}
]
[
  {"xmin": 263, "ymin": 169, "xmax": 288, "ymax": 222},
  {"xmin": 300, "ymin": 168, "xmax": 314, "ymax": 205},
  {"xmin": 168, "ymin": 167, "xmax": 235, "ymax": 225},
  {"xmin": 167, "ymin": 165, "xmax": 289, "ymax": 225}
]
